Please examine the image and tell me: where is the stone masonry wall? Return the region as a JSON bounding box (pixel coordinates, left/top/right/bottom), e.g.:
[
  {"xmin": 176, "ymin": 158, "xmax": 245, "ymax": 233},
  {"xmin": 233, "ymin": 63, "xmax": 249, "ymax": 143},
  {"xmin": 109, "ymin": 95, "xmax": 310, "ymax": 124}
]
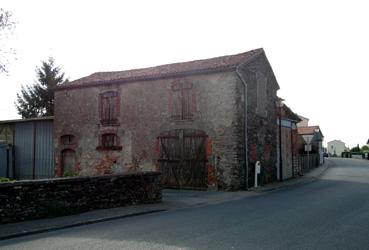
[
  {"xmin": 238, "ymin": 53, "xmax": 279, "ymax": 186},
  {"xmin": 54, "ymin": 72, "xmax": 242, "ymax": 190},
  {"xmin": 0, "ymin": 171, "xmax": 161, "ymax": 224}
]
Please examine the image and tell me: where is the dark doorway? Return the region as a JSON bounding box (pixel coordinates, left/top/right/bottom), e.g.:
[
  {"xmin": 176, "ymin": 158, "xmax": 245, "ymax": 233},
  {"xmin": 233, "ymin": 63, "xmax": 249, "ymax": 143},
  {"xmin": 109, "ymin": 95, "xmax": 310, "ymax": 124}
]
[
  {"xmin": 61, "ymin": 149, "xmax": 76, "ymax": 175},
  {"xmin": 158, "ymin": 129, "xmax": 208, "ymax": 189}
]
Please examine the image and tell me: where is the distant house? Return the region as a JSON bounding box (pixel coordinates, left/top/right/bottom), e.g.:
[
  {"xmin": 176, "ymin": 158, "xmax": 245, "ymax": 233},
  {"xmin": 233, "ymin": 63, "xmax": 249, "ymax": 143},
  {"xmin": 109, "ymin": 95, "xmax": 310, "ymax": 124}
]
[
  {"xmin": 296, "ymin": 115, "xmax": 309, "ymax": 127},
  {"xmin": 297, "ymin": 125, "xmax": 324, "ymax": 165},
  {"xmin": 54, "ymin": 48, "xmax": 280, "ymax": 190},
  {"xmin": 327, "ymin": 140, "xmax": 347, "ymax": 157}
]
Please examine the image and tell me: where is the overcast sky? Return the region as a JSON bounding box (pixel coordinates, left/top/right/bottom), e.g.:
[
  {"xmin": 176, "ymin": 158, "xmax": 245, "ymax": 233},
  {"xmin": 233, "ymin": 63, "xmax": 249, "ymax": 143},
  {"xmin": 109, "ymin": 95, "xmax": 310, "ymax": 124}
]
[{"xmin": 1, "ymin": 0, "xmax": 368, "ymax": 148}]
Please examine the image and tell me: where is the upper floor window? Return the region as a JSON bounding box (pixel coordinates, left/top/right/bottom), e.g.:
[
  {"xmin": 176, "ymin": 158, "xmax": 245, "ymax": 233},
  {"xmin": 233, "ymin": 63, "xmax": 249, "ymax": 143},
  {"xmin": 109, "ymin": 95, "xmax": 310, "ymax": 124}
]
[
  {"xmin": 170, "ymin": 79, "xmax": 195, "ymax": 120},
  {"xmin": 100, "ymin": 91, "xmax": 119, "ymax": 126}
]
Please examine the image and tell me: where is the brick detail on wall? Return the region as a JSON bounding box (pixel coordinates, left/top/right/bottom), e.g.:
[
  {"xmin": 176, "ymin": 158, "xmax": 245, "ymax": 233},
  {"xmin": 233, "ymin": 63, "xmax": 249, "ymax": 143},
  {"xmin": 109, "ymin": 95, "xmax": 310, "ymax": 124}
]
[
  {"xmin": 207, "ymin": 164, "xmax": 217, "ymax": 187},
  {"xmin": 206, "ymin": 137, "xmax": 213, "ymax": 158}
]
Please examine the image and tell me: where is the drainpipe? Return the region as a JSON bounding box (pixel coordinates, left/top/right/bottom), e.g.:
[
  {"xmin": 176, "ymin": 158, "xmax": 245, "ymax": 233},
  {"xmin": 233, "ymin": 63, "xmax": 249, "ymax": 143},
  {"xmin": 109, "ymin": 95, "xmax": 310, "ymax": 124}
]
[
  {"xmin": 278, "ymin": 104, "xmax": 283, "ymax": 182},
  {"xmin": 236, "ymin": 68, "xmax": 249, "ymax": 190},
  {"xmin": 291, "ymin": 126, "xmax": 295, "ymax": 178}
]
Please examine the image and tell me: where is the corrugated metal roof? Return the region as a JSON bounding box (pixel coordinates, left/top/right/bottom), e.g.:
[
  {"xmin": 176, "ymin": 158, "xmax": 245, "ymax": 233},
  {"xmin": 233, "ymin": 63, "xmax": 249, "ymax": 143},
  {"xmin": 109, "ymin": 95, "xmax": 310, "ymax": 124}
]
[{"xmin": 0, "ymin": 116, "xmax": 54, "ymax": 125}]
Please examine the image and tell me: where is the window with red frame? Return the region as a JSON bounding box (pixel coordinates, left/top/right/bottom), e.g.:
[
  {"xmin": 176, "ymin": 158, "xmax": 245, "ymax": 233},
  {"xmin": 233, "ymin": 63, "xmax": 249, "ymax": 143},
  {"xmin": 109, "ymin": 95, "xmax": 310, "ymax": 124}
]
[
  {"xmin": 97, "ymin": 133, "xmax": 122, "ymax": 150},
  {"xmin": 100, "ymin": 91, "xmax": 119, "ymax": 125},
  {"xmin": 170, "ymin": 79, "xmax": 194, "ymax": 120}
]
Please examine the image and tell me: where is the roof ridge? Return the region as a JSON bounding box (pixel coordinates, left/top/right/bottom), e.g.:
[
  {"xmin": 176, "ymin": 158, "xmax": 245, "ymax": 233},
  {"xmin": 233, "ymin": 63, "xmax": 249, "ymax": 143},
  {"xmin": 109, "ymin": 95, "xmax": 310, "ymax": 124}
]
[{"xmin": 57, "ymin": 48, "xmax": 264, "ymax": 90}]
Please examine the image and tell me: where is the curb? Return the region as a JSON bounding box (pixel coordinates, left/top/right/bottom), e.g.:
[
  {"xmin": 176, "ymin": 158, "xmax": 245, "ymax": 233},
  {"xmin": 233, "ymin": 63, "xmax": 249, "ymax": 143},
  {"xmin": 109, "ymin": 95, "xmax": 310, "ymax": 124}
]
[
  {"xmin": 249, "ymin": 163, "xmax": 331, "ymax": 193},
  {"xmin": 0, "ymin": 209, "xmax": 166, "ymax": 241},
  {"xmin": 250, "ymin": 177, "xmax": 316, "ymax": 193}
]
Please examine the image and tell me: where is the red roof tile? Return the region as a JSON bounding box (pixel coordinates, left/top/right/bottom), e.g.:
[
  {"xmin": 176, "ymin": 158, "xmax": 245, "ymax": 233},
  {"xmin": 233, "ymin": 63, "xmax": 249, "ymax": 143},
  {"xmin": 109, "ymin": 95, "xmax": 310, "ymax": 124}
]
[
  {"xmin": 297, "ymin": 126, "xmax": 320, "ymax": 135},
  {"xmin": 58, "ymin": 48, "xmax": 264, "ymax": 90}
]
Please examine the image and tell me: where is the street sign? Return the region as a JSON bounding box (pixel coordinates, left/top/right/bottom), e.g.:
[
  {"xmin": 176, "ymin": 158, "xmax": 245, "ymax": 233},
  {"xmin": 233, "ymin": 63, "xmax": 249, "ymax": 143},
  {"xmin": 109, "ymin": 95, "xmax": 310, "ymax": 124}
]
[
  {"xmin": 305, "ymin": 144, "xmax": 312, "ymax": 152},
  {"xmin": 255, "ymin": 161, "xmax": 261, "ymax": 174}
]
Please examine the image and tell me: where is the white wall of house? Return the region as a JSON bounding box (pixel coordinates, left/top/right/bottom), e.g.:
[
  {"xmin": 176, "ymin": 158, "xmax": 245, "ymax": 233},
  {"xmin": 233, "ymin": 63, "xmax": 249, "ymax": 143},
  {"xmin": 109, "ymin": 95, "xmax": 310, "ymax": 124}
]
[
  {"xmin": 327, "ymin": 140, "xmax": 346, "ymax": 157},
  {"xmin": 297, "ymin": 116, "xmax": 309, "ymax": 127}
]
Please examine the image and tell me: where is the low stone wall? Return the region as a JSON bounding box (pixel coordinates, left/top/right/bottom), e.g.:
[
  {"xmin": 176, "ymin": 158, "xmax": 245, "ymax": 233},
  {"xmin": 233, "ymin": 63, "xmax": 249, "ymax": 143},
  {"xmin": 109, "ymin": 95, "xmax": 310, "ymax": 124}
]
[{"xmin": 0, "ymin": 171, "xmax": 161, "ymax": 224}]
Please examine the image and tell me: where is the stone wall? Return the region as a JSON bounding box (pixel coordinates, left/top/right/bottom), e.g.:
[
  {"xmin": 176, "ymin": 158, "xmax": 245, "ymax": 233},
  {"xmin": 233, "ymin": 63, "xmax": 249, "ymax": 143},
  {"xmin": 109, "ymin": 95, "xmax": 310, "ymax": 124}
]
[
  {"xmin": 0, "ymin": 171, "xmax": 161, "ymax": 224},
  {"xmin": 238, "ymin": 52, "xmax": 280, "ymax": 186},
  {"xmin": 54, "ymin": 72, "xmax": 242, "ymax": 190}
]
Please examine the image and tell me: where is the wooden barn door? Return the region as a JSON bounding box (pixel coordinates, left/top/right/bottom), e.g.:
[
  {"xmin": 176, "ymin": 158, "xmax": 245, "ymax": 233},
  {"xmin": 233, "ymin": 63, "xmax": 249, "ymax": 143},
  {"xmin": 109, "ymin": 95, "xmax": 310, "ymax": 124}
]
[{"xmin": 158, "ymin": 129, "xmax": 207, "ymax": 189}]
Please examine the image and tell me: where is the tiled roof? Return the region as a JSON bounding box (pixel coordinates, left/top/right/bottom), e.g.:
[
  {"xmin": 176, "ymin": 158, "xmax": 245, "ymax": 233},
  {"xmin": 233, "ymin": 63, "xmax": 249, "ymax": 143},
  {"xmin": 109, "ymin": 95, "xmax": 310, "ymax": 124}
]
[
  {"xmin": 297, "ymin": 126, "xmax": 320, "ymax": 135},
  {"xmin": 58, "ymin": 48, "xmax": 264, "ymax": 90}
]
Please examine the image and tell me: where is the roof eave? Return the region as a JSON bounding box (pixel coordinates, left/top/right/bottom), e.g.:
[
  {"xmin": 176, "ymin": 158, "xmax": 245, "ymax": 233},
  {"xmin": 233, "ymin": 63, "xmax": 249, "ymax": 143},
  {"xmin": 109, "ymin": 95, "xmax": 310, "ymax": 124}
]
[{"xmin": 56, "ymin": 64, "xmax": 238, "ymax": 91}]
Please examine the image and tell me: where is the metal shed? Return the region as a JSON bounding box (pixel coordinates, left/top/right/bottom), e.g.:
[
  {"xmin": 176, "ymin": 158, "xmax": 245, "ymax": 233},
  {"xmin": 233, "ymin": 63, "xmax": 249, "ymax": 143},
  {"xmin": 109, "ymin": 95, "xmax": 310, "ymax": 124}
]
[{"xmin": 0, "ymin": 117, "xmax": 54, "ymax": 179}]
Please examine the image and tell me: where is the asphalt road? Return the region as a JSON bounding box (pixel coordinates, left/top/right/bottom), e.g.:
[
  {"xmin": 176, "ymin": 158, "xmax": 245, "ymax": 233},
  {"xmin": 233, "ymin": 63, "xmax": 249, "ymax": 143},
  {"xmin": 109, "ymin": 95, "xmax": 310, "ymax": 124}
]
[{"xmin": 1, "ymin": 158, "xmax": 369, "ymax": 250}]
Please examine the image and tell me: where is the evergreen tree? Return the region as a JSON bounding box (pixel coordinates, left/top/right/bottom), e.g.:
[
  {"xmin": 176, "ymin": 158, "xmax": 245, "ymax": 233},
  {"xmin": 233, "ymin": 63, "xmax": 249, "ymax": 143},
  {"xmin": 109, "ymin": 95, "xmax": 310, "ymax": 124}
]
[{"xmin": 15, "ymin": 58, "xmax": 68, "ymax": 118}]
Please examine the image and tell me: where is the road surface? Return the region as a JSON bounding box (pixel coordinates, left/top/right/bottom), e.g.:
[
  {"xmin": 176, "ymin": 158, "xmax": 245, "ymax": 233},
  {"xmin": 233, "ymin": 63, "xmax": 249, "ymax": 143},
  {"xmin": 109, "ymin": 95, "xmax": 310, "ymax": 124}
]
[{"xmin": 1, "ymin": 158, "xmax": 369, "ymax": 249}]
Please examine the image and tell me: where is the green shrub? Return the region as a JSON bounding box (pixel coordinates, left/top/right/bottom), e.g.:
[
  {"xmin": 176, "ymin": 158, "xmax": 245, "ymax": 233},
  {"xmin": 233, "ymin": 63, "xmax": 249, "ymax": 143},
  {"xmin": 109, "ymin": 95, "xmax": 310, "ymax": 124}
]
[
  {"xmin": 63, "ymin": 171, "xmax": 79, "ymax": 177},
  {"xmin": 0, "ymin": 177, "xmax": 15, "ymax": 183}
]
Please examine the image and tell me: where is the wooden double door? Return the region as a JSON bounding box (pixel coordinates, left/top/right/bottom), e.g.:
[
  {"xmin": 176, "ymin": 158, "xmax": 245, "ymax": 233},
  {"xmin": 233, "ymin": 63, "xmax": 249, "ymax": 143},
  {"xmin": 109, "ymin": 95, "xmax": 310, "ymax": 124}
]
[{"xmin": 158, "ymin": 129, "xmax": 208, "ymax": 189}]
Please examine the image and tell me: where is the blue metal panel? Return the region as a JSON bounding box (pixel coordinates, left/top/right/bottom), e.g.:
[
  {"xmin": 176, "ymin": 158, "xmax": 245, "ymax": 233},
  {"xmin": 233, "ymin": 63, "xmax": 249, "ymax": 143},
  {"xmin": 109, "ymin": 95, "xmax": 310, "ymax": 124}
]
[
  {"xmin": 8, "ymin": 146, "xmax": 14, "ymax": 178},
  {"xmin": 0, "ymin": 145, "xmax": 14, "ymax": 178},
  {"xmin": 0, "ymin": 145, "xmax": 8, "ymax": 177},
  {"xmin": 14, "ymin": 122, "xmax": 34, "ymax": 180},
  {"xmin": 281, "ymin": 120, "xmax": 292, "ymax": 128},
  {"xmin": 35, "ymin": 120, "xmax": 54, "ymax": 179}
]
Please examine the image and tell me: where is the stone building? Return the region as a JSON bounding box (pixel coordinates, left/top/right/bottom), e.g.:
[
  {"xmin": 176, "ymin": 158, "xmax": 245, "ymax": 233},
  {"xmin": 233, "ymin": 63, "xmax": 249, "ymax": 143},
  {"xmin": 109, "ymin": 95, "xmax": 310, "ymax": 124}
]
[
  {"xmin": 276, "ymin": 101, "xmax": 302, "ymax": 181},
  {"xmin": 54, "ymin": 48, "xmax": 279, "ymax": 190}
]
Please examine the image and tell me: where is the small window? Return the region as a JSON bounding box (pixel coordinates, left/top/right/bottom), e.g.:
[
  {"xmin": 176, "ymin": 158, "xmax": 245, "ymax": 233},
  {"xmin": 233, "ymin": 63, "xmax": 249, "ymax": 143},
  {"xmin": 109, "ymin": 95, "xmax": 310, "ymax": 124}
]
[
  {"xmin": 61, "ymin": 135, "xmax": 76, "ymax": 145},
  {"xmin": 100, "ymin": 91, "xmax": 119, "ymax": 126},
  {"xmin": 97, "ymin": 133, "xmax": 122, "ymax": 151},
  {"xmin": 170, "ymin": 79, "xmax": 195, "ymax": 120}
]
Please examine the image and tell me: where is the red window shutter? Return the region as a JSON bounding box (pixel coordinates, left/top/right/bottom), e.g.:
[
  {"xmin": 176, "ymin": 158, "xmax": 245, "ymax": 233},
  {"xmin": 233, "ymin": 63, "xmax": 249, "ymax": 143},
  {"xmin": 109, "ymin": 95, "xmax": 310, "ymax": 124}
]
[
  {"xmin": 191, "ymin": 88, "xmax": 197, "ymax": 113},
  {"xmin": 102, "ymin": 134, "xmax": 116, "ymax": 147},
  {"xmin": 101, "ymin": 96, "xmax": 109, "ymax": 122},
  {"xmin": 168, "ymin": 90, "xmax": 173, "ymax": 116},
  {"xmin": 109, "ymin": 95, "xmax": 117, "ymax": 121},
  {"xmin": 182, "ymin": 88, "xmax": 193, "ymax": 120},
  {"xmin": 100, "ymin": 91, "xmax": 119, "ymax": 125},
  {"xmin": 172, "ymin": 90, "xmax": 182, "ymax": 120},
  {"xmin": 169, "ymin": 79, "xmax": 194, "ymax": 120}
]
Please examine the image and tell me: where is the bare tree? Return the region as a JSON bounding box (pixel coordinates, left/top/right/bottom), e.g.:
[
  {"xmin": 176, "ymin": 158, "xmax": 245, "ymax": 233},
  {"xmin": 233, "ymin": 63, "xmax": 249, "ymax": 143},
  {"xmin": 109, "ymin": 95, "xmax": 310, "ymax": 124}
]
[{"xmin": 0, "ymin": 8, "xmax": 16, "ymax": 73}]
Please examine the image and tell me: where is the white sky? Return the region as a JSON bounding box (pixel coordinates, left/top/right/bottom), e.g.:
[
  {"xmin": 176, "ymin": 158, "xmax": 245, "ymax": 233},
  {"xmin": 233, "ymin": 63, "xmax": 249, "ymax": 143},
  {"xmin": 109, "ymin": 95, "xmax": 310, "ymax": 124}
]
[{"xmin": 1, "ymin": 0, "xmax": 368, "ymax": 148}]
